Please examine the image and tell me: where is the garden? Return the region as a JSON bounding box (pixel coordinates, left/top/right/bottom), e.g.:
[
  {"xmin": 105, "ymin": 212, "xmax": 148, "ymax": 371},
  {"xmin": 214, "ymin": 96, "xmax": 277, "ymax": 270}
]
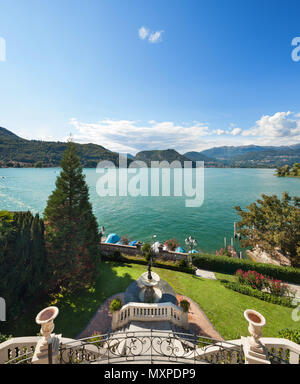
[{"xmin": 2, "ymin": 261, "xmax": 299, "ymax": 343}]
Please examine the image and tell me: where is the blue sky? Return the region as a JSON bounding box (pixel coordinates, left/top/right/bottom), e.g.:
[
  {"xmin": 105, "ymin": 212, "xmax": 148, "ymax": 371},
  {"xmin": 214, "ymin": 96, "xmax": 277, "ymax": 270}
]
[{"xmin": 0, "ymin": 0, "xmax": 300, "ymax": 154}]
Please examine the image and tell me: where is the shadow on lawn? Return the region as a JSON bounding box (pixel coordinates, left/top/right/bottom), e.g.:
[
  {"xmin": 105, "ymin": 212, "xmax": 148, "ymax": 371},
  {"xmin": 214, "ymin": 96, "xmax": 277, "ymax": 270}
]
[{"xmin": 1, "ymin": 261, "xmax": 136, "ymax": 339}]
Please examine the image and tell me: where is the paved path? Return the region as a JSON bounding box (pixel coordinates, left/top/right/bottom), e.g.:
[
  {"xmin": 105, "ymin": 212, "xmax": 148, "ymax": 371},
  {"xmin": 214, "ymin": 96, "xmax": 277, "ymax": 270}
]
[
  {"xmin": 287, "ymin": 283, "xmax": 300, "ymax": 299},
  {"xmin": 77, "ymin": 291, "xmax": 222, "ymax": 341},
  {"xmin": 176, "ymin": 294, "xmax": 222, "ymax": 340},
  {"xmin": 195, "ymin": 268, "xmax": 216, "ymax": 280},
  {"xmin": 77, "ymin": 293, "xmax": 124, "ymax": 339}
]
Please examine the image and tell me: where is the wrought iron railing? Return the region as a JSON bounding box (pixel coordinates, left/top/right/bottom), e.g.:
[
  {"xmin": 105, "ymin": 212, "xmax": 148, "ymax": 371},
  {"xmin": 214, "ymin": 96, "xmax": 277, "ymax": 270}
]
[
  {"xmin": 2, "ymin": 332, "xmax": 299, "ymax": 364},
  {"xmin": 58, "ymin": 330, "xmax": 244, "ymax": 364}
]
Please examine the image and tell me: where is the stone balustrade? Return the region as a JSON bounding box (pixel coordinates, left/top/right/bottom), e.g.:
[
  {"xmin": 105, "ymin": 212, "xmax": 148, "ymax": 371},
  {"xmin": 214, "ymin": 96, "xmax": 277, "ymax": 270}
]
[
  {"xmin": 195, "ymin": 339, "xmax": 244, "ymax": 364},
  {"xmin": 261, "ymin": 337, "xmax": 300, "ymax": 364},
  {"xmin": 1, "ymin": 334, "xmax": 300, "ymax": 364},
  {"xmin": 1, "ymin": 304, "xmax": 300, "ymax": 365},
  {"xmin": 0, "ymin": 336, "xmax": 38, "ymax": 364},
  {"xmin": 194, "ymin": 337, "xmax": 300, "ymax": 364},
  {"xmin": 111, "ymin": 301, "xmax": 188, "ymax": 331}
]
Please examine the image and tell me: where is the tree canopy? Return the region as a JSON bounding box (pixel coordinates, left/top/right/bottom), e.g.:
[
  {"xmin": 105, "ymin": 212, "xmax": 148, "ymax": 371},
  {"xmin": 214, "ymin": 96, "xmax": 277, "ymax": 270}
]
[
  {"xmin": 275, "ymin": 163, "xmax": 300, "ymax": 177},
  {"xmin": 235, "ymin": 193, "xmax": 300, "ymax": 267},
  {"xmin": 0, "ymin": 211, "xmax": 49, "ymax": 320},
  {"xmin": 44, "ymin": 141, "xmax": 100, "ymax": 292}
]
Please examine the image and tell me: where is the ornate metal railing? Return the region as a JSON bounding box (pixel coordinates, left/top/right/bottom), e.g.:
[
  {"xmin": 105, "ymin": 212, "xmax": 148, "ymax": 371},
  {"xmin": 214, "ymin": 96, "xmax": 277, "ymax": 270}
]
[
  {"xmin": 2, "ymin": 333, "xmax": 299, "ymax": 364},
  {"xmin": 58, "ymin": 330, "xmax": 244, "ymax": 364}
]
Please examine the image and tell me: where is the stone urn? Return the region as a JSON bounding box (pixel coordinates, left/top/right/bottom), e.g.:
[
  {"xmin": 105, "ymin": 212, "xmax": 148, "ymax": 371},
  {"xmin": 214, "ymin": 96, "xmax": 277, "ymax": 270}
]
[
  {"xmin": 32, "ymin": 306, "xmax": 60, "ymax": 364},
  {"xmin": 36, "ymin": 306, "xmax": 59, "ymax": 345},
  {"xmin": 244, "ymin": 309, "xmax": 266, "ymax": 350}
]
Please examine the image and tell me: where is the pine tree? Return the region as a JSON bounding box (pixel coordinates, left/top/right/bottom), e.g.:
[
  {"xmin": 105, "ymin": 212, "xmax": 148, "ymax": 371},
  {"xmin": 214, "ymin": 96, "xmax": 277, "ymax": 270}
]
[{"xmin": 44, "ymin": 141, "xmax": 100, "ymax": 292}]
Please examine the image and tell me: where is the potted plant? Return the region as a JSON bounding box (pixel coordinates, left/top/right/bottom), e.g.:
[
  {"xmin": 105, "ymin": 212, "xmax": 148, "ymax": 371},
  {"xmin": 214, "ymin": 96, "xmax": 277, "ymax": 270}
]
[
  {"xmin": 110, "ymin": 298, "xmax": 122, "ymax": 312},
  {"xmin": 110, "ymin": 298, "xmax": 123, "ymax": 331},
  {"xmin": 179, "ymin": 300, "xmax": 190, "ymax": 330},
  {"xmin": 179, "ymin": 300, "xmax": 190, "ymax": 313}
]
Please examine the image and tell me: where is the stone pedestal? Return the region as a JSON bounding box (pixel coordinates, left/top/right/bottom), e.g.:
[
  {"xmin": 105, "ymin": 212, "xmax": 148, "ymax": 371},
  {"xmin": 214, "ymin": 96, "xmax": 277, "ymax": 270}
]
[
  {"xmin": 32, "ymin": 306, "xmax": 60, "ymax": 364},
  {"xmin": 242, "ymin": 309, "xmax": 270, "ymax": 364},
  {"xmin": 241, "ymin": 336, "xmax": 270, "ymax": 364},
  {"xmin": 32, "ymin": 334, "xmax": 61, "ymax": 364},
  {"xmin": 144, "ymin": 286, "xmax": 155, "ymax": 303}
]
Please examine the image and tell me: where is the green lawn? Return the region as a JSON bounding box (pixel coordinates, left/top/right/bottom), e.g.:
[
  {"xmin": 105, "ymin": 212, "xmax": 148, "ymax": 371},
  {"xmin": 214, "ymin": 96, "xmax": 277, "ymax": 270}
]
[{"xmin": 1, "ymin": 261, "xmax": 299, "ymax": 341}]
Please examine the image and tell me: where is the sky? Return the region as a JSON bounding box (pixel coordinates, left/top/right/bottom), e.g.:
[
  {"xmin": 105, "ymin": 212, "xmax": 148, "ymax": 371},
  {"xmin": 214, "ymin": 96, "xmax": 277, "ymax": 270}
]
[{"xmin": 0, "ymin": 0, "xmax": 300, "ymax": 154}]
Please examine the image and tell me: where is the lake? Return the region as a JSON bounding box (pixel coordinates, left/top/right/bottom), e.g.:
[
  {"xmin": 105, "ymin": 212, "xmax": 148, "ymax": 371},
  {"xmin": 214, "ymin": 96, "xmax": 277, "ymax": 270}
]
[{"xmin": 0, "ymin": 168, "xmax": 299, "ymax": 255}]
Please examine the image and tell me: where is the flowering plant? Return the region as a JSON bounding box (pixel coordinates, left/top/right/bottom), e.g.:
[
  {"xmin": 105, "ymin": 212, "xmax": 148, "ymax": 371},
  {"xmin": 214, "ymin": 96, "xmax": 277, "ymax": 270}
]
[
  {"xmin": 216, "ymin": 246, "xmax": 237, "ymax": 258},
  {"xmin": 234, "ymin": 269, "xmax": 293, "ymax": 297}
]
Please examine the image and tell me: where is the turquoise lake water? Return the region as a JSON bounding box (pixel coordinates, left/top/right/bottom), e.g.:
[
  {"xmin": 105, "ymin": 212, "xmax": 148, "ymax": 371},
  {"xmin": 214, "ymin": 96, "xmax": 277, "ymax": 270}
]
[{"xmin": 0, "ymin": 168, "xmax": 299, "ymax": 255}]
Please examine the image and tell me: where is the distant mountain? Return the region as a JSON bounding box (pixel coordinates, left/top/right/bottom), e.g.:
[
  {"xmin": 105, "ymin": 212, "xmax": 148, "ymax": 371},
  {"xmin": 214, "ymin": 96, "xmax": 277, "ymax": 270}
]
[
  {"xmin": 1, "ymin": 126, "xmax": 300, "ymax": 168},
  {"xmin": 191, "ymin": 144, "xmax": 300, "ymax": 167},
  {"xmin": 199, "ymin": 145, "xmax": 282, "ymax": 160},
  {"xmin": 134, "ymin": 149, "xmax": 194, "ymax": 166},
  {"xmin": 0, "ymin": 127, "xmax": 121, "ymax": 168},
  {"xmin": 184, "ymin": 151, "xmax": 220, "ymax": 164},
  {"xmin": 228, "ymin": 148, "xmax": 300, "ymax": 167}
]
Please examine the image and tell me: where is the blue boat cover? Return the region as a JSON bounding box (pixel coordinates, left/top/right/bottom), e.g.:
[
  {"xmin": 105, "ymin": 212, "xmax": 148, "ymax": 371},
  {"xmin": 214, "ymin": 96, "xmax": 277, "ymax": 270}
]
[
  {"xmin": 129, "ymin": 240, "xmax": 137, "ymax": 246},
  {"xmin": 175, "ymin": 246, "xmax": 186, "ymax": 253},
  {"xmin": 188, "ymin": 249, "xmax": 198, "ymax": 254},
  {"xmin": 105, "ymin": 233, "xmax": 120, "ymax": 244}
]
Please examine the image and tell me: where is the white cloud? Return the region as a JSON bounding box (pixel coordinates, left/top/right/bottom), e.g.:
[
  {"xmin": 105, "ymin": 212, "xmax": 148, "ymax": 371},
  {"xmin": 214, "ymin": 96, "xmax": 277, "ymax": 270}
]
[
  {"xmin": 69, "ymin": 118, "xmax": 210, "ymax": 154},
  {"xmin": 242, "ymin": 111, "xmax": 300, "ymax": 138},
  {"xmin": 211, "ymin": 126, "xmax": 242, "ymax": 136},
  {"xmin": 231, "ymin": 127, "xmax": 242, "ymax": 136},
  {"xmin": 138, "ymin": 26, "xmax": 164, "ymax": 43},
  {"xmin": 138, "ymin": 26, "xmax": 149, "ymax": 40},
  {"xmin": 66, "ymin": 111, "xmax": 300, "ymax": 155},
  {"xmin": 149, "ymin": 30, "xmax": 164, "ymax": 43}
]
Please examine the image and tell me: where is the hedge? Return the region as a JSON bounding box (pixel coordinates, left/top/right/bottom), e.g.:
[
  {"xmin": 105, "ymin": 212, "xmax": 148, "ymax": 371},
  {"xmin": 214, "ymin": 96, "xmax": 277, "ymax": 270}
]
[
  {"xmin": 102, "ymin": 253, "xmax": 195, "ymax": 275},
  {"xmin": 222, "ymin": 281, "xmax": 295, "ymax": 308},
  {"xmin": 192, "ymin": 253, "xmax": 300, "ymax": 284},
  {"xmin": 278, "ymin": 329, "xmax": 300, "ymax": 345}
]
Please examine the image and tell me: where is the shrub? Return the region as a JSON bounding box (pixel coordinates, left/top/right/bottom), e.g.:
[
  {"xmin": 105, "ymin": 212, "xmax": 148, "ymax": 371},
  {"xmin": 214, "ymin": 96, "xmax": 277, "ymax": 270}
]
[
  {"xmin": 178, "ymin": 259, "xmax": 188, "ymax": 268},
  {"xmin": 268, "ymin": 278, "xmax": 291, "ymax": 297},
  {"xmin": 180, "ymin": 300, "xmax": 190, "ymax": 313},
  {"xmin": 235, "ymin": 269, "xmax": 294, "ymax": 297},
  {"xmin": 110, "ymin": 298, "xmax": 122, "ymax": 312},
  {"xmin": 164, "ymin": 238, "xmax": 180, "ymax": 252},
  {"xmin": 216, "ymin": 246, "xmax": 237, "ymax": 258},
  {"xmin": 235, "ymin": 269, "xmax": 266, "ymax": 291},
  {"xmin": 222, "ymin": 282, "xmax": 295, "ymax": 308},
  {"xmin": 89, "ymin": 331, "xmax": 103, "ymax": 347},
  {"xmin": 192, "ymin": 253, "xmax": 300, "ymax": 284},
  {"xmin": 102, "ymin": 253, "xmax": 195, "ymax": 275},
  {"xmin": 0, "ymin": 334, "xmax": 12, "ymax": 343},
  {"xmin": 278, "ymin": 329, "xmax": 300, "ymax": 345}
]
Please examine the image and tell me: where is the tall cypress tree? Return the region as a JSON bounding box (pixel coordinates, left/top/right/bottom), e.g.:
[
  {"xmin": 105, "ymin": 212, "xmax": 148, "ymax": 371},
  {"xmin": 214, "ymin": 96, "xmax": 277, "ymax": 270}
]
[
  {"xmin": 0, "ymin": 211, "xmax": 48, "ymax": 320},
  {"xmin": 44, "ymin": 141, "xmax": 100, "ymax": 292}
]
